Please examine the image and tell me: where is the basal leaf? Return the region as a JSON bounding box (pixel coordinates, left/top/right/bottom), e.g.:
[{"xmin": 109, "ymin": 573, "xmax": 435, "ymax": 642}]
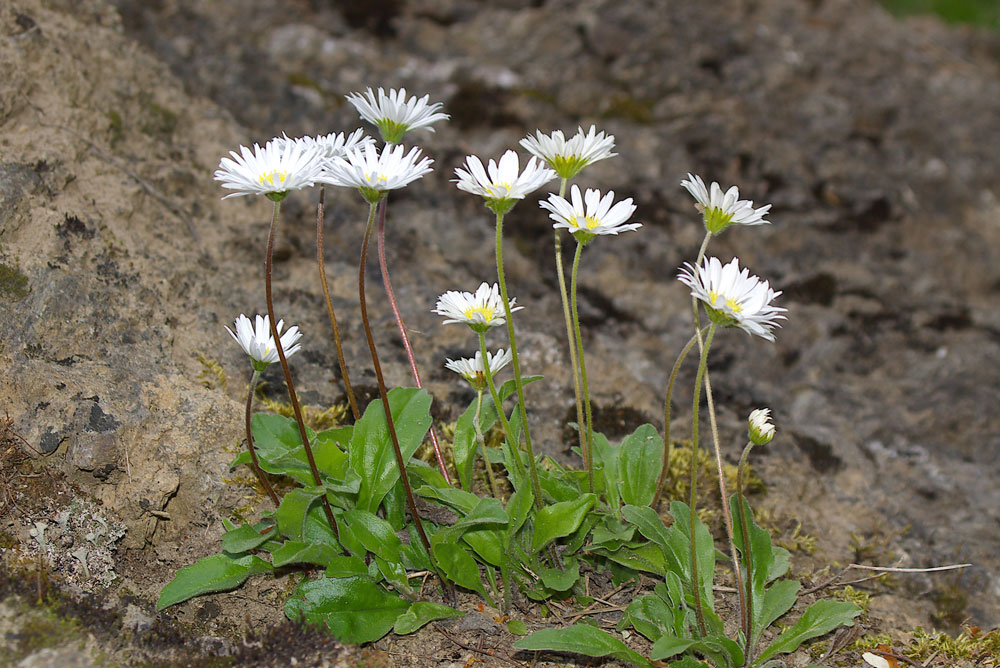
[
  {"xmin": 537, "ymin": 558, "xmax": 580, "ymax": 592},
  {"xmin": 350, "ymin": 388, "xmax": 432, "ymax": 514},
  {"xmin": 753, "ymin": 600, "xmax": 861, "ymax": 665},
  {"xmin": 514, "ymin": 624, "xmax": 654, "ymax": 668},
  {"xmin": 221, "ymin": 523, "xmax": 273, "ymax": 554},
  {"xmin": 284, "ymin": 575, "xmax": 409, "ymax": 644},
  {"xmin": 271, "ymin": 541, "xmax": 339, "ymax": 568},
  {"xmin": 618, "ymin": 424, "xmax": 662, "ymax": 507},
  {"xmin": 275, "ymin": 487, "xmax": 325, "ymax": 542},
  {"xmin": 620, "ymin": 593, "xmax": 674, "ymax": 642},
  {"xmin": 394, "ymin": 601, "xmax": 463, "ymax": 635},
  {"xmin": 432, "ymin": 542, "xmax": 486, "ymax": 597},
  {"xmin": 531, "ymin": 494, "xmax": 596, "ymax": 552},
  {"xmin": 157, "ymin": 553, "xmax": 272, "ymax": 610},
  {"xmin": 342, "ymin": 509, "xmax": 402, "ymax": 563}
]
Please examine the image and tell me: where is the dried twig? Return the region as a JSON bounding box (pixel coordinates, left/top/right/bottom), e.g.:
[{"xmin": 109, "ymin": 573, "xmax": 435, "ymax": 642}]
[{"xmin": 433, "ymin": 622, "xmax": 525, "ymax": 667}]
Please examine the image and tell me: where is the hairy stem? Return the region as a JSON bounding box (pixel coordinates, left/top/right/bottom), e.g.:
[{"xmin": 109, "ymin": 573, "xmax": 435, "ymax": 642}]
[
  {"xmin": 376, "ymin": 197, "xmax": 452, "ymax": 483},
  {"xmin": 473, "ymin": 389, "xmax": 501, "ymax": 499},
  {"xmin": 494, "ymin": 211, "xmax": 544, "ymax": 509},
  {"xmin": 552, "ymin": 178, "xmax": 587, "ymax": 488},
  {"xmin": 244, "ymin": 369, "xmax": 279, "ymax": 506},
  {"xmin": 652, "ymin": 329, "xmax": 703, "ymax": 508},
  {"xmin": 689, "ymin": 321, "xmax": 717, "ymax": 637},
  {"xmin": 316, "ymin": 187, "xmax": 361, "ymax": 421},
  {"xmin": 265, "ymin": 199, "xmax": 341, "ymax": 543},
  {"xmin": 737, "ymin": 440, "xmax": 756, "ymax": 663},
  {"xmin": 569, "ymin": 241, "xmax": 596, "ymax": 494},
  {"xmin": 478, "ymin": 332, "xmax": 526, "ymax": 482},
  {"xmin": 358, "ymin": 201, "xmax": 434, "ymax": 559}
]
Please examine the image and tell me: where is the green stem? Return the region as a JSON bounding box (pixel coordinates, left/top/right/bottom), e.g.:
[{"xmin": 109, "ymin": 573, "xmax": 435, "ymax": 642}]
[
  {"xmin": 553, "ymin": 178, "xmax": 587, "ymax": 487},
  {"xmin": 652, "ymin": 329, "xmax": 704, "ymax": 508},
  {"xmin": 478, "ymin": 333, "xmax": 526, "ymax": 483},
  {"xmin": 494, "ymin": 211, "xmax": 544, "ymax": 509},
  {"xmin": 315, "ymin": 187, "xmax": 361, "ymax": 421},
  {"xmin": 474, "ymin": 387, "xmax": 501, "ymax": 500},
  {"xmin": 737, "ymin": 440, "xmax": 756, "ymax": 664},
  {"xmin": 704, "ymin": 356, "xmax": 747, "ymax": 651},
  {"xmin": 244, "ymin": 369, "xmax": 280, "ymax": 506},
  {"xmin": 689, "ymin": 322, "xmax": 717, "ymax": 637},
  {"xmin": 569, "ymin": 241, "xmax": 596, "ymax": 494},
  {"xmin": 265, "ymin": 200, "xmax": 341, "ymax": 544}
]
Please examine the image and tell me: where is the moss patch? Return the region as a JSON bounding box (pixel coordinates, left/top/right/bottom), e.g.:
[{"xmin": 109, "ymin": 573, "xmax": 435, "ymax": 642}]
[{"xmin": 0, "ymin": 263, "xmax": 30, "ymax": 302}]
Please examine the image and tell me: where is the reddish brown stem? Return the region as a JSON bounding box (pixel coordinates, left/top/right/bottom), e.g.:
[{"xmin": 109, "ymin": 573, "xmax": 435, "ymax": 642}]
[
  {"xmin": 265, "ymin": 199, "xmax": 341, "ymax": 545},
  {"xmin": 316, "ymin": 187, "xmax": 361, "ymax": 421},
  {"xmin": 375, "ymin": 197, "xmax": 452, "ymax": 484},
  {"xmin": 245, "ymin": 369, "xmax": 280, "ymax": 506},
  {"xmin": 358, "ymin": 203, "xmax": 433, "ymax": 557}
]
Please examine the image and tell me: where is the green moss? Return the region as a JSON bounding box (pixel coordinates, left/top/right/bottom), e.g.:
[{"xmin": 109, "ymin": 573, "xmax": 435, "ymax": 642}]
[
  {"xmin": 194, "ymin": 351, "xmax": 228, "ymax": 391},
  {"xmin": 834, "ymin": 585, "xmax": 871, "ymax": 614},
  {"xmin": 931, "ymin": 581, "xmax": 969, "ymax": 628},
  {"xmin": 287, "ymin": 72, "xmax": 324, "ymax": 94},
  {"xmin": 0, "ymin": 263, "xmax": 30, "ymax": 302},
  {"xmin": 602, "ymin": 95, "xmax": 654, "ymax": 124},
  {"xmin": 106, "ymin": 109, "xmax": 125, "ymax": 145},
  {"xmin": 1, "ymin": 602, "xmax": 84, "ymax": 662},
  {"xmin": 138, "ymin": 94, "xmax": 178, "ymax": 139}
]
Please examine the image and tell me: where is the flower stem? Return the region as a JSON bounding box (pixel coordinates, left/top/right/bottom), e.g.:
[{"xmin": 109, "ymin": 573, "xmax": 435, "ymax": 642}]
[
  {"xmin": 478, "ymin": 332, "xmax": 526, "ymax": 483},
  {"xmin": 569, "ymin": 241, "xmax": 596, "ymax": 494},
  {"xmin": 652, "ymin": 329, "xmax": 704, "ymax": 508},
  {"xmin": 265, "ymin": 200, "xmax": 341, "ymax": 544},
  {"xmin": 245, "ymin": 369, "xmax": 280, "ymax": 506},
  {"xmin": 704, "ymin": 352, "xmax": 748, "ymax": 652},
  {"xmin": 494, "ymin": 211, "xmax": 545, "ymax": 510},
  {"xmin": 376, "ymin": 197, "xmax": 452, "ymax": 484},
  {"xmin": 358, "ymin": 201, "xmax": 434, "ymax": 560},
  {"xmin": 315, "ymin": 187, "xmax": 361, "ymax": 421},
  {"xmin": 473, "ymin": 389, "xmax": 502, "ymax": 500},
  {"xmin": 737, "ymin": 440, "xmax": 756, "ymax": 663},
  {"xmin": 553, "ymin": 178, "xmax": 587, "ymax": 490},
  {"xmin": 689, "ymin": 321, "xmax": 717, "ymax": 637}
]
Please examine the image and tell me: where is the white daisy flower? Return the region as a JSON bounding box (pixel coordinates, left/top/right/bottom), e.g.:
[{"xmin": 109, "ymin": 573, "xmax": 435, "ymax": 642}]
[
  {"xmin": 433, "ymin": 282, "xmax": 523, "ymax": 333},
  {"xmin": 445, "ymin": 348, "xmax": 513, "ymax": 391},
  {"xmin": 345, "ymin": 87, "xmax": 449, "ymax": 144},
  {"xmin": 226, "ymin": 314, "xmax": 303, "ymax": 372},
  {"xmin": 520, "ymin": 125, "xmax": 616, "ymax": 179},
  {"xmin": 747, "ymin": 408, "xmax": 775, "ymax": 445},
  {"xmin": 274, "ymin": 129, "xmax": 374, "ymax": 162},
  {"xmin": 677, "ymin": 257, "xmax": 786, "ymax": 341},
  {"xmin": 680, "ymin": 173, "xmax": 771, "ymax": 234},
  {"xmin": 215, "ymin": 137, "xmax": 325, "ymax": 201},
  {"xmin": 454, "ymin": 150, "xmax": 556, "ymax": 215},
  {"xmin": 319, "ymin": 142, "xmax": 433, "ymax": 203},
  {"xmin": 539, "ymin": 184, "xmax": 641, "ymax": 244}
]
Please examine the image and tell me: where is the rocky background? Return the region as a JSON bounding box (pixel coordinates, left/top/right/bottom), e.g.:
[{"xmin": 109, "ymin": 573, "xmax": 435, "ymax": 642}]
[{"xmin": 2, "ymin": 0, "xmax": 999, "ymax": 665}]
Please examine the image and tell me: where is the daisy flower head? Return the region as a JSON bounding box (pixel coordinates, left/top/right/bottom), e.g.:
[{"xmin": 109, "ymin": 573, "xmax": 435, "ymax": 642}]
[
  {"xmin": 454, "ymin": 150, "xmax": 556, "ymax": 215},
  {"xmin": 747, "ymin": 408, "xmax": 775, "ymax": 445},
  {"xmin": 520, "ymin": 125, "xmax": 616, "ymax": 179},
  {"xmin": 319, "ymin": 142, "xmax": 433, "ymax": 204},
  {"xmin": 433, "ymin": 282, "xmax": 523, "ymax": 334},
  {"xmin": 215, "ymin": 137, "xmax": 325, "ymax": 201},
  {"xmin": 539, "ymin": 184, "xmax": 641, "ymax": 245},
  {"xmin": 677, "ymin": 256, "xmax": 786, "ymax": 341},
  {"xmin": 680, "ymin": 174, "xmax": 771, "ymax": 234},
  {"xmin": 289, "ymin": 128, "xmax": 374, "ymax": 162},
  {"xmin": 445, "ymin": 348, "xmax": 513, "ymax": 392},
  {"xmin": 226, "ymin": 314, "xmax": 303, "ymax": 372},
  {"xmin": 345, "ymin": 87, "xmax": 449, "ymax": 144}
]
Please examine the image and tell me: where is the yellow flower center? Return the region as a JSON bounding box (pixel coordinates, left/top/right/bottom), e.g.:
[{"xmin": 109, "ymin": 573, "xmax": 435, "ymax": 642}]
[
  {"xmin": 463, "ymin": 306, "xmax": 495, "ymax": 322},
  {"xmin": 709, "ymin": 291, "xmax": 742, "ymax": 313},
  {"xmin": 486, "ymin": 182, "xmax": 512, "ymax": 198},
  {"xmin": 258, "ymin": 170, "xmax": 289, "ymax": 187}
]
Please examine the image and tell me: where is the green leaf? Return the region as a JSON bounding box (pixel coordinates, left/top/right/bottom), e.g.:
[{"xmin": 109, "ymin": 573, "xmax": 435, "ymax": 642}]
[
  {"xmin": 157, "ymin": 553, "xmax": 272, "ymax": 610},
  {"xmin": 591, "ymin": 542, "xmax": 666, "ymax": 576},
  {"xmin": 514, "ymin": 624, "xmax": 654, "ymax": 668},
  {"xmin": 537, "ymin": 559, "xmax": 580, "ymax": 592},
  {"xmin": 756, "ymin": 579, "xmax": 800, "ymax": 640},
  {"xmin": 618, "ymin": 424, "xmax": 662, "ymax": 507},
  {"xmin": 463, "ymin": 528, "xmax": 505, "ymax": 566},
  {"xmin": 350, "ymin": 388, "xmax": 432, "ymax": 514},
  {"xmin": 342, "ymin": 509, "xmax": 402, "ymax": 563},
  {"xmin": 651, "ymin": 635, "xmax": 744, "ymax": 667},
  {"xmin": 505, "ymin": 486, "xmax": 534, "ymax": 536},
  {"xmin": 753, "ymin": 600, "xmax": 861, "ymax": 665},
  {"xmin": 324, "ymin": 555, "xmax": 369, "ymax": 578},
  {"xmin": 531, "ymin": 494, "xmax": 596, "ymax": 552},
  {"xmin": 591, "ymin": 431, "xmax": 620, "ymax": 508},
  {"xmin": 432, "ymin": 542, "xmax": 486, "ymax": 597},
  {"xmin": 620, "ymin": 594, "xmax": 674, "ymax": 642},
  {"xmin": 452, "ymin": 381, "xmax": 521, "ymax": 491},
  {"xmin": 275, "ymin": 487, "xmax": 325, "ymax": 542},
  {"xmin": 649, "ymin": 636, "xmax": 699, "ymax": 661},
  {"xmin": 394, "ymin": 601, "xmax": 463, "ymax": 635},
  {"xmin": 285, "ymin": 576, "xmax": 410, "ymax": 644},
  {"xmin": 221, "ymin": 523, "xmax": 273, "ymax": 554},
  {"xmin": 506, "ymin": 619, "xmax": 527, "ymax": 635},
  {"xmin": 272, "ymin": 541, "xmax": 339, "ymax": 568}
]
